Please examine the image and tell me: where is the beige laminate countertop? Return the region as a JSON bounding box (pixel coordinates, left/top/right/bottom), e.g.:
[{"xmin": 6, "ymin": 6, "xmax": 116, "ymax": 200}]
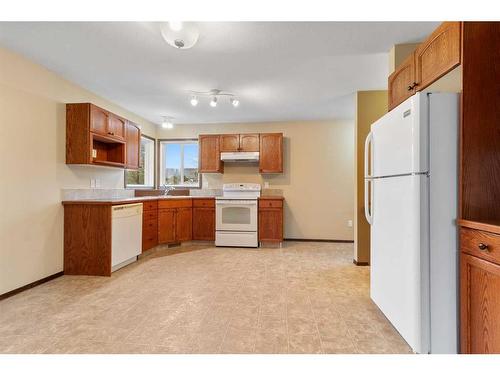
[
  {"xmin": 62, "ymin": 195, "xmax": 284, "ymax": 205},
  {"xmin": 61, "ymin": 195, "xmax": 217, "ymax": 205}
]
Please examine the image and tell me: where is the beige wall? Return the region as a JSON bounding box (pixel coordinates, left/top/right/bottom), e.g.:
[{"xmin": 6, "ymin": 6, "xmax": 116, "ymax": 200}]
[
  {"xmin": 0, "ymin": 47, "xmax": 157, "ymax": 294},
  {"xmin": 388, "ymin": 43, "xmax": 420, "ymax": 74},
  {"xmin": 354, "ymin": 91, "xmax": 387, "ymax": 264},
  {"xmin": 157, "ymin": 120, "xmax": 355, "ymax": 241}
]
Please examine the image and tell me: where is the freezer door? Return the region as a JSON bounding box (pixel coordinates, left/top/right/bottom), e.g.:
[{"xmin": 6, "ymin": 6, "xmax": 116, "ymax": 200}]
[
  {"xmin": 370, "ymin": 174, "xmax": 429, "ymax": 353},
  {"xmin": 371, "ymin": 93, "xmax": 427, "ymax": 177}
]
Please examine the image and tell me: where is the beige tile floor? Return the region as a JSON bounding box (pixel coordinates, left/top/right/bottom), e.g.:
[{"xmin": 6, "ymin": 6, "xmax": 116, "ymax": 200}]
[{"xmin": 0, "ymin": 242, "xmax": 412, "ymax": 354}]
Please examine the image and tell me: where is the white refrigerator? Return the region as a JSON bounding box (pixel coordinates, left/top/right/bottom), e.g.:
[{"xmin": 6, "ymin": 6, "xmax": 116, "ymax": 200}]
[{"xmin": 364, "ymin": 92, "xmax": 459, "ymax": 354}]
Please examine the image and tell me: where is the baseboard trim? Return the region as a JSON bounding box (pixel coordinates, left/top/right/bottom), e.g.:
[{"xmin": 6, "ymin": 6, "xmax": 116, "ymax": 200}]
[
  {"xmin": 0, "ymin": 271, "xmax": 64, "ymax": 301},
  {"xmin": 353, "ymin": 260, "xmax": 369, "ymax": 266},
  {"xmin": 284, "ymin": 238, "xmax": 354, "ymax": 243}
]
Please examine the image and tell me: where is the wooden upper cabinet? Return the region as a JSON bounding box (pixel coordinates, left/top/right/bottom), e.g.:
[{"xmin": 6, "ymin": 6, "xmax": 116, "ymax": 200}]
[
  {"xmin": 125, "ymin": 121, "xmax": 140, "ymax": 169},
  {"xmin": 107, "ymin": 113, "xmax": 126, "ymax": 140},
  {"xmin": 259, "ymin": 133, "xmax": 283, "ymax": 173},
  {"xmin": 220, "ymin": 134, "xmax": 240, "ymax": 152},
  {"xmin": 460, "ymin": 253, "xmax": 500, "ymax": 354},
  {"xmin": 199, "ymin": 135, "xmax": 223, "ymax": 173},
  {"xmin": 90, "ymin": 105, "xmax": 108, "ymax": 136},
  {"xmin": 239, "ymin": 134, "xmax": 260, "ymax": 152},
  {"xmin": 388, "ymin": 52, "xmax": 416, "ymax": 110},
  {"xmin": 415, "ymin": 22, "xmax": 461, "ymax": 91}
]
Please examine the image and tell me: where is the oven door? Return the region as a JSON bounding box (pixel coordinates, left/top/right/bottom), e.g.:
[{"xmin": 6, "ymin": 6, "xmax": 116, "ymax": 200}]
[{"xmin": 216, "ymin": 199, "xmax": 258, "ymax": 232}]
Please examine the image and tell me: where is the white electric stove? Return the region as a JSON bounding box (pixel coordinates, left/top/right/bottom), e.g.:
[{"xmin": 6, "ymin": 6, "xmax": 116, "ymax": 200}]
[{"xmin": 215, "ymin": 183, "xmax": 261, "ymax": 247}]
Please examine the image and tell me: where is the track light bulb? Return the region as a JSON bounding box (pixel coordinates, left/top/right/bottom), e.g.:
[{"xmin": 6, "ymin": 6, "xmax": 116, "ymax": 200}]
[
  {"xmin": 230, "ymin": 98, "xmax": 240, "ymax": 107},
  {"xmin": 190, "ymin": 96, "xmax": 198, "ymax": 106},
  {"xmin": 210, "ymin": 96, "xmax": 218, "ymax": 107}
]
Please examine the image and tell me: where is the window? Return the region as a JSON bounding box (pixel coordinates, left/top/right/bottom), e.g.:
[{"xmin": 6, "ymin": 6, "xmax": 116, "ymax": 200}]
[
  {"xmin": 125, "ymin": 135, "xmax": 155, "ymax": 188},
  {"xmin": 159, "ymin": 139, "xmax": 200, "ymax": 188}
]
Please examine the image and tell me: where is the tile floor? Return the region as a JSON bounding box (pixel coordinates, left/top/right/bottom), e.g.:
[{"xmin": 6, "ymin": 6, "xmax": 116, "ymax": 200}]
[{"xmin": 0, "ymin": 242, "xmax": 412, "ymax": 354}]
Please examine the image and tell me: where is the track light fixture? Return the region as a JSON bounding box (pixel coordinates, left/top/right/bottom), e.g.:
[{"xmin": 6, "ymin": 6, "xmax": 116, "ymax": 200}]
[
  {"xmin": 161, "ymin": 116, "xmax": 174, "ymax": 129},
  {"xmin": 188, "ymin": 89, "xmax": 240, "ymax": 108}
]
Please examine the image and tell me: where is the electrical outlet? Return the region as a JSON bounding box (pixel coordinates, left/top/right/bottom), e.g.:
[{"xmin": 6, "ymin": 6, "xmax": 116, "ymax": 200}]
[
  {"xmin": 90, "ymin": 178, "xmax": 96, "ymax": 188},
  {"xmin": 264, "ymin": 182, "xmax": 270, "ymax": 189},
  {"xmin": 348, "ymin": 220, "xmax": 353, "ymax": 227},
  {"xmin": 95, "ymin": 179, "xmax": 101, "ymax": 188}
]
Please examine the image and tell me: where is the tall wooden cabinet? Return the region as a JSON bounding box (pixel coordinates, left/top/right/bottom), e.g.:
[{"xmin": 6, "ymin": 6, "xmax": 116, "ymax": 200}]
[{"xmin": 459, "ymin": 22, "xmax": 500, "ymax": 354}]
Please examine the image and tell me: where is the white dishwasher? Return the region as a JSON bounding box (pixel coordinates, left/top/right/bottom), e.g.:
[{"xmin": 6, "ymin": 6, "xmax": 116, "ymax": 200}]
[{"xmin": 111, "ymin": 203, "xmax": 143, "ymax": 272}]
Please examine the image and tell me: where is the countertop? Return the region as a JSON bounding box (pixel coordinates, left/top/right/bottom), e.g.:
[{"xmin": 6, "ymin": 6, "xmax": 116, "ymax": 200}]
[{"xmin": 62, "ymin": 195, "xmax": 284, "ymax": 205}]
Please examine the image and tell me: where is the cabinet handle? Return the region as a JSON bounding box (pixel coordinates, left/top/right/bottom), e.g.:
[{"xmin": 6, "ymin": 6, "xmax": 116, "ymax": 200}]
[
  {"xmin": 407, "ymin": 85, "xmax": 413, "ymax": 91},
  {"xmin": 408, "ymin": 82, "xmax": 419, "ymax": 91},
  {"xmin": 478, "ymin": 243, "xmax": 489, "ymax": 252}
]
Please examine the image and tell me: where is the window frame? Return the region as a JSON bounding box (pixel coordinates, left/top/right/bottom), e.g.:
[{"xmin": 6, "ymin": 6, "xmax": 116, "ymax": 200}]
[
  {"xmin": 157, "ymin": 138, "xmax": 201, "ymax": 189},
  {"xmin": 124, "ymin": 134, "xmax": 156, "ymax": 189}
]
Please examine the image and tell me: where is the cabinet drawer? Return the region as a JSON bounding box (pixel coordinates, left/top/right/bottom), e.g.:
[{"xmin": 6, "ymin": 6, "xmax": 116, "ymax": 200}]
[
  {"xmin": 143, "ymin": 218, "xmax": 157, "ymax": 233},
  {"xmin": 259, "ymin": 199, "xmax": 283, "ymax": 209},
  {"xmin": 142, "ymin": 232, "xmax": 158, "ymax": 252},
  {"xmin": 461, "ymin": 227, "xmax": 500, "ymax": 265},
  {"xmin": 142, "ymin": 210, "xmax": 158, "ymax": 221},
  {"xmin": 142, "ymin": 200, "xmax": 158, "ymax": 211},
  {"xmin": 193, "ymin": 198, "xmax": 215, "ymax": 208},
  {"xmin": 158, "ymin": 199, "xmax": 192, "ymax": 209}
]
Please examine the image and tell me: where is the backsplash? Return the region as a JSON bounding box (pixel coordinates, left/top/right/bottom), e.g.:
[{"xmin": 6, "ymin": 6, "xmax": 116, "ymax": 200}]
[{"xmin": 61, "ymin": 188, "xmax": 135, "ymax": 201}]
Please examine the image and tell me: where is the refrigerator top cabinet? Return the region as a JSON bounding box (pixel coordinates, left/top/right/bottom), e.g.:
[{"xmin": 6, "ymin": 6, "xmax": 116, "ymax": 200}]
[{"xmin": 365, "ymin": 92, "xmax": 459, "ymax": 354}]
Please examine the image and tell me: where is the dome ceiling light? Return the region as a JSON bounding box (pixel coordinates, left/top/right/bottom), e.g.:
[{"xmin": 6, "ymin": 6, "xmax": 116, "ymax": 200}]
[
  {"xmin": 160, "ymin": 22, "xmax": 199, "ymax": 50},
  {"xmin": 188, "ymin": 89, "xmax": 240, "ymax": 108}
]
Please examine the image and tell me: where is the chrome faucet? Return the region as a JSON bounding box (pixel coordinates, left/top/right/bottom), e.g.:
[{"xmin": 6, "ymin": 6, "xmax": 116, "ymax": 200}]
[{"xmin": 163, "ymin": 185, "xmax": 175, "ymax": 196}]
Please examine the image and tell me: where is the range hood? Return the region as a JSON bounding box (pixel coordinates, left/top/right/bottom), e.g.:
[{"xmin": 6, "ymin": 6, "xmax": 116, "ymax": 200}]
[{"xmin": 220, "ymin": 152, "xmax": 260, "ymax": 162}]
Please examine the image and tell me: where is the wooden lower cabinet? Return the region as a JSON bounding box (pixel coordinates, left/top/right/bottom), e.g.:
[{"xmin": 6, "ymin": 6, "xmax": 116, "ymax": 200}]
[
  {"xmin": 142, "ymin": 200, "xmax": 158, "ymax": 252},
  {"xmin": 193, "ymin": 207, "xmax": 215, "ymax": 240},
  {"xmin": 176, "ymin": 207, "xmax": 192, "ymax": 242},
  {"xmin": 460, "ymin": 253, "xmax": 500, "ymax": 353},
  {"xmin": 158, "ymin": 208, "xmax": 176, "ymax": 244},
  {"xmin": 258, "ymin": 199, "xmax": 283, "ymax": 244}
]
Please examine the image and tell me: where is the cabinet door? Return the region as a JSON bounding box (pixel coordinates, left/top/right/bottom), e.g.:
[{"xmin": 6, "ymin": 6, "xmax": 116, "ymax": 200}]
[
  {"xmin": 125, "ymin": 122, "xmax": 140, "ymax": 169},
  {"xmin": 388, "ymin": 52, "xmax": 416, "ymax": 111},
  {"xmin": 193, "ymin": 207, "xmax": 215, "ymax": 241},
  {"xmin": 158, "ymin": 209, "xmax": 176, "ymax": 244},
  {"xmin": 239, "ymin": 134, "xmax": 260, "ymax": 152},
  {"xmin": 107, "ymin": 113, "xmax": 126, "ymax": 140},
  {"xmin": 90, "ymin": 105, "xmax": 109, "ymax": 136},
  {"xmin": 259, "ymin": 208, "xmax": 283, "ymax": 242},
  {"xmin": 220, "ymin": 134, "xmax": 240, "ymax": 152},
  {"xmin": 415, "ymin": 22, "xmax": 461, "ymax": 91},
  {"xmin": 259, "ymin": 133, "xmax": 283, "ymax": 173},
  {"xmin": 199, "ymin": 135, "xmax": 223, "ymax": 173},
  {"xmin": 460, "ymin": 253, "xmax": 500, "ymax": 353},
  {"xmin": 176, "ymin": 208, "xmax": 192, "ymax": 242}
]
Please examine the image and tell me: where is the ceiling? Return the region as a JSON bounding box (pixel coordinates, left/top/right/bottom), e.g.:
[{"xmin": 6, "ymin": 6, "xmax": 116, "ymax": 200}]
[{"xmin": 0, "ymin": 22, "xmax": 439, "ymax": 125}]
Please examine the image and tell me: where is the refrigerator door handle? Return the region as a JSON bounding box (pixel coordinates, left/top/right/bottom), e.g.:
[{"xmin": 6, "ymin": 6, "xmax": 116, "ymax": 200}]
[
  {"xmin": 364, "ymin": 132, "xmax": 373, "ymax": 225},
  {"xmin": 364, "ymin": 131, "xmax": 373, "ymax": 178}
]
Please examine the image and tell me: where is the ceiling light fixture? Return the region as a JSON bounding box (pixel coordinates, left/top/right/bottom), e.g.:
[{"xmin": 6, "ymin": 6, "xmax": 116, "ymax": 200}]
[
  {"xmin": 209, "ymin": 96, "xmax": 218, "ymax": 108},
  {"xmin": 161, "ymin": 22, "xmax": 199, "ymax": 50},
  {"xmin": 188, "ymin": 89, "xmax": 240, "ymax": 108},
  {"xmin": 168, "ymin": 21, "xmax": 183, "ymax": 31},
  {"xmin": 161, "ymin": 116, "xmax": 174, "ymax": 129}
]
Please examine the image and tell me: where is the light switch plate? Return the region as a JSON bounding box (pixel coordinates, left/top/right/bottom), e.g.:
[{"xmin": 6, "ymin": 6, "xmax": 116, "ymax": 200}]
[
  {"xmin": 95, "ymin": 179, "xmax": 101, "ymax": 188},
  {"xmin": 264, "ymin": 182, "xmax": 270, "ymax": 189},
  {"xmin": 348, "ymin": 220, "xmax": 353, "ymax": 227},
  {"xmin": 90, "ymin": 178, "xmax": 96, "ymax": 188}
]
